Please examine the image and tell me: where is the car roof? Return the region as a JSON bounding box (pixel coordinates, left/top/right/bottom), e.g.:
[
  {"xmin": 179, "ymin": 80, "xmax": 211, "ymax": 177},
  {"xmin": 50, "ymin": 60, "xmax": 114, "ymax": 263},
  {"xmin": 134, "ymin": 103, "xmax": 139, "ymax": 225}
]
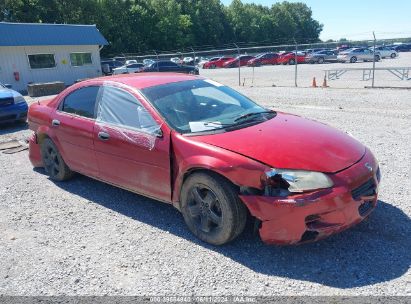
[{"xmin": 84, "ymin": 73, "xmax": 200, "ymax": 90}]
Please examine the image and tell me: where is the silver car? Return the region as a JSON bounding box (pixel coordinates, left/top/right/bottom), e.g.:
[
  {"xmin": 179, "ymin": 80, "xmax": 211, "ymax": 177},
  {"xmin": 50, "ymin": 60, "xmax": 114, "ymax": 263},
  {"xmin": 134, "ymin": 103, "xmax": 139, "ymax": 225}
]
[
  {"xmin": 305, "ymin": 50, "xmax": 337, "ymax": 64},
  {"xmin": 373, "ymin": 46, "xmax": 398, "ymax": 58},
  {"xmin": 337, "ymin": 48, "xmax": 381, "ymax": 63}
]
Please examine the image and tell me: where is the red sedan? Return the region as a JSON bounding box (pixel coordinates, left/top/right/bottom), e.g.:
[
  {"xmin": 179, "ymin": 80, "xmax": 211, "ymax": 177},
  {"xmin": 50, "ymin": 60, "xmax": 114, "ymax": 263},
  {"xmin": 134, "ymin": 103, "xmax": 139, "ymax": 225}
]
[
  {"xmin": 28, "ymin": 74, "xmax": 380, "ymax": 246},
  {"xmin": 203, "ymin": 57, "xmax": 233, "ymax": 69},
  {"xmin": 247, "ymin": 52, "xmax": 280, "ymax": 66},
  {"xmin": 277, "ymin": 52, "xmax": 307, "ymax": 65},
  {"xmin": 223, "ymin": 55, "xmax": 255, "ymax": 68}
]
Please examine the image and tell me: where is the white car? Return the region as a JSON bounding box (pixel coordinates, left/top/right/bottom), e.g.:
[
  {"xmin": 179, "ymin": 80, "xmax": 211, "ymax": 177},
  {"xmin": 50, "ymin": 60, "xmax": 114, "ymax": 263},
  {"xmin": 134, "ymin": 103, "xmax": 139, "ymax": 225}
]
[
  {"xmin": 373, "ymin": 46, "xmax": 398, "ymax": 58},
  {"xmin": 170, "ymin": 57, "xmax": 181, "ymax": 64},
  {"xmin": 183, "ymin": 57, "xmax": 194, "ymax": 64},
  {"xmin": 143, "ymin": 59, "xmax": 155, "ymax": 66},
  {"xmin": 112, "ymin": 63, "xmax": 144, "ymax": 74}
]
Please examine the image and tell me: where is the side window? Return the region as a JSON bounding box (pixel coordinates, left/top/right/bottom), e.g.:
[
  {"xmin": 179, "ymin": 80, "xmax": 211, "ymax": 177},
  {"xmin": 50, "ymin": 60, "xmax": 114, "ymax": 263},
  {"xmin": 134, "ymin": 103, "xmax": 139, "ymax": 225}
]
[
  {"xmin": 61, "ymin": 86, "xmax": 99, "ymax": 118},
  {"xmin": 97, "ymin": 86, "xmax": 158, "ymax": 133}
]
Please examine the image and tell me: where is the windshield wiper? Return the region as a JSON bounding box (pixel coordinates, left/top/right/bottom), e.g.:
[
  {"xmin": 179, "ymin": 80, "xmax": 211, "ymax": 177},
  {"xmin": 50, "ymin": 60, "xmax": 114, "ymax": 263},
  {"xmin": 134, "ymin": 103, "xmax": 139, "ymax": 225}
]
[{"xmin": 234, "ymin": 110, "xmax": 276, "ymax": 122}]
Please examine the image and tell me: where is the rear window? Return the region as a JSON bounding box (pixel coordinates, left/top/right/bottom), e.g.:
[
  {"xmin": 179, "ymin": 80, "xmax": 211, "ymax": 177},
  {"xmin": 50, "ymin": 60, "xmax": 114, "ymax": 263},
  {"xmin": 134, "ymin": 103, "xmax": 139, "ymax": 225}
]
[{"xmin": 60, "ymin": 86, "xmax": 99, "ymax": 118}]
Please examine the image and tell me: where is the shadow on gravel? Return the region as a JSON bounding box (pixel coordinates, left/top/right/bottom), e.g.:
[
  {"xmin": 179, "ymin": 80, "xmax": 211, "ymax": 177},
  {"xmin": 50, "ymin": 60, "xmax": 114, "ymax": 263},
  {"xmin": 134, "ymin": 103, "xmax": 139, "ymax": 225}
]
[
  {"xmin": 0, "ymin": 121, "xmax": 28, "ymax": 136},
  {"xmin": 45, "ymin": 171, "xmax": 410, "ymax": 289}
]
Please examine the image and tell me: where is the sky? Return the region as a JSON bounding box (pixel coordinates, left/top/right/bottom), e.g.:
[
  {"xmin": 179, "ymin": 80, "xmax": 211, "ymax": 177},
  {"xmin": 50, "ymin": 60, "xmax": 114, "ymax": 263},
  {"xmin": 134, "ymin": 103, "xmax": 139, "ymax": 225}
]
[{"xmin": 221, "ymin": 0, "xmax": 411, "ymax": 41}]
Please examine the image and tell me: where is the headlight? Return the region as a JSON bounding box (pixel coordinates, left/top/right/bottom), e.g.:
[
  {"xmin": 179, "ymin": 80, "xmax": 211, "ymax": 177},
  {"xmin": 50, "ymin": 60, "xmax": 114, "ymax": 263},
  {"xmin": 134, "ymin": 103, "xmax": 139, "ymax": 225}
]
[
  {"xmin": 263, "ymin": 168, "xmax": 334, "ymax": 194},
  {"xmin": 14, "ymin": 96, "xmax": 26, "ymax": 104}
]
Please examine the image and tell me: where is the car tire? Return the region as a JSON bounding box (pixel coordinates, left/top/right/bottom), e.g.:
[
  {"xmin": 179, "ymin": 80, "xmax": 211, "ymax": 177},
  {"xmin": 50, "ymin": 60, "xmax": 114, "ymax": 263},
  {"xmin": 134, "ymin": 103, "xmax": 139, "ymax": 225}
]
[
  {"xmin": 375, "ymin": 55, "xmax": 380, "ymax": 61},
  {"xmin": 210, "ymin": 64, "xmax": 216, "ymax": 69},
  {"xmin": 40, "ymin": 138, "xmax": 74, "ymax": 181},
  {"xmin": 390, "ymin": 53, "xmax": 396, "ymax": 58},
  {"xmin": 350, "ymin": 56, "xmax": 357, "ymax": 63},
  {"xmin": 318, "ymin": 57, "xmax": 324, "ymax": 64},
  {"xmin": 288, "ymin": 59, "xmax": 296, "ymax": 65},
  {"xmin": 180, "ymin": 172, "xmax": 247, "ymax": 245}
]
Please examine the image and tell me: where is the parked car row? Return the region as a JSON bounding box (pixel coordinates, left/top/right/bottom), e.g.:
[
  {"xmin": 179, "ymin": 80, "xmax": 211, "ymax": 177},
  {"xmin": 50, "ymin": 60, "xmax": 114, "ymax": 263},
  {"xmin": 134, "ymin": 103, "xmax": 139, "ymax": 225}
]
[
  {"xmin": 102, "ymin": 42, "xmax": 409, "ymax": 74},
  {"xmin": 200, "ymin": 46, "xmax": 401, "ymax": 68}
]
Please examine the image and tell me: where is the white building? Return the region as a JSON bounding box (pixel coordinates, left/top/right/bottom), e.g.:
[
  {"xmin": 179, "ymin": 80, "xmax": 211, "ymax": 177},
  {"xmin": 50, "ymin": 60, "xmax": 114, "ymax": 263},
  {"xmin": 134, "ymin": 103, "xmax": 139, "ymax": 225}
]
[{"xmin": 0, "ymin": 22, "xmax": 108, "ymax": 92}]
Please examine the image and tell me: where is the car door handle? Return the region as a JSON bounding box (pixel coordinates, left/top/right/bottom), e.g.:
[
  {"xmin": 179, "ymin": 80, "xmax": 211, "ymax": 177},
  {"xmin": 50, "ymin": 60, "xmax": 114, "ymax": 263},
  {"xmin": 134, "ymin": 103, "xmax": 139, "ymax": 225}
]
[
  {"xmin": 52, "ymin": 119, "xmax": 60, "ymax": 126},
  {"xmin": 98, "ymin": 131, "xmax": 110, "ymax": 141}
]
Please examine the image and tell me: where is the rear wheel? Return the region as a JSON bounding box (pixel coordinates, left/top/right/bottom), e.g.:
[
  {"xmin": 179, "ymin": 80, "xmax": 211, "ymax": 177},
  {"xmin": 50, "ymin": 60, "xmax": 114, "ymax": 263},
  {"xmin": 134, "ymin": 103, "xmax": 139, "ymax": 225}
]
[
  {"xmin": 210, "ymin": 64, "xmax": 216, "ymax": 69},
  {"xmin": 390, "ymin": 53, "xmax": 396, "ymax": 58},
  {"xmin": 180, "ymin": 172, "xmax": 247, "ymax": 245},
  {"xmin": 375, "ymin": 55, "xmax": 380, "ymax": 61},
  {"xmin": 40, "ymin": 138, "xmax": 74, "ymax": 181},
  {"xmin": 318, "ymin": 57, "xmax": 324, "ymax": 64},
  {"xmin": 350, "ymin": 56, "xmax": 357, "ymax": 63},
  {"xmin": 288, "ymin": 58, "xmax": 296, "ymax": 65}
]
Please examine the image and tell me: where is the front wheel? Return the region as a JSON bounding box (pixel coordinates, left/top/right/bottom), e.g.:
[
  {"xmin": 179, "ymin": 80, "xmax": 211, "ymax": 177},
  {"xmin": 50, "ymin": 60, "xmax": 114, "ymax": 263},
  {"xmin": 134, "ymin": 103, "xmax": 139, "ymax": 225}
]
[
  {"xmin": 40, "ymin": 138, "xmax": 74, "ymax": 181},
  {"xmin": 374, "ymin": 55, "xmax": 380, "ymax": 61},
  {"xmin": 350, "ymin": 56, "xmax": 357, "ymax": 63},
  {"xmin": 390, "ymin": 53, "xmax": 396, "ymax": 58},
  {"xmin": 318, "ymin": 57, "xmax": 324, "ymax": 64},
  {"xmin": 180, "ymin": 172, "xmax": 247, "ymax": 245},
  {"xmin": 288, "ymin": 58, "xmax": 296, "ymax": 65}
]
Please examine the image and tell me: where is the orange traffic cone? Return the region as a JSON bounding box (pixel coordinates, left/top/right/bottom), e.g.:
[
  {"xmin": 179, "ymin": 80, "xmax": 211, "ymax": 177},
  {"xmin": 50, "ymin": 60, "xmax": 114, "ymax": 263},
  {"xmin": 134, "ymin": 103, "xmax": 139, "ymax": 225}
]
[
  {"xmin": 322, "ymin": 76, "xmax": 329, "ymax": 88},
  {"xmin": 311, "ymin": 77, "xmax": 317, "ymax": 88}
]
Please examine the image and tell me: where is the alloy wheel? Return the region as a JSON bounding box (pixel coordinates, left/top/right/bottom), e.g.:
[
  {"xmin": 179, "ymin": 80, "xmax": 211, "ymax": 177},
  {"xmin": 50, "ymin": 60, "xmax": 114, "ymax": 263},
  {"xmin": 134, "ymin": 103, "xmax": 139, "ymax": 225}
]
[
  {"xmin": 187, "ymin": 185, "xmax": 222, "ymax": 233},
  {"xmin": 43, "ymin": 145, "xmax": 60, "ymax": 177}
]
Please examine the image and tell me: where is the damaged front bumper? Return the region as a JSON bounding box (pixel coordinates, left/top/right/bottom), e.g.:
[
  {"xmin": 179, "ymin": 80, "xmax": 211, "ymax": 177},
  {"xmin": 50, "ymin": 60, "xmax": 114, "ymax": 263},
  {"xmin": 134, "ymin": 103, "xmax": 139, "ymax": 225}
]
[{"xmin": 240, "ymin": 150, "xmax": 380, "ymax": 245}]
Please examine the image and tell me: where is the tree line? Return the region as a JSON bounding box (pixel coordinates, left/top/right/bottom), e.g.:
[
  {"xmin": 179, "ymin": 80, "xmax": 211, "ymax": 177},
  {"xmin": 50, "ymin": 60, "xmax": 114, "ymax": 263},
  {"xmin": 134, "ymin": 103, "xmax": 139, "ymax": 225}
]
[{"xmin": 1, "ymin": 0, "xmax": 323, "ymax": 56}]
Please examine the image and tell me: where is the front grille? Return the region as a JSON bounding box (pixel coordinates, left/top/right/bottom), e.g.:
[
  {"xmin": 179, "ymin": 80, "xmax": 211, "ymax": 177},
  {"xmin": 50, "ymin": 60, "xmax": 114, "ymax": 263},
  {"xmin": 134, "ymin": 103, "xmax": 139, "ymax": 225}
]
[
  {"xmin": 351, "ymin": 179, "xmax": 376, "ymax": 200},
  {"xmin": 0, "ymin": 97, "xmax": 14, "ymax": 107}
]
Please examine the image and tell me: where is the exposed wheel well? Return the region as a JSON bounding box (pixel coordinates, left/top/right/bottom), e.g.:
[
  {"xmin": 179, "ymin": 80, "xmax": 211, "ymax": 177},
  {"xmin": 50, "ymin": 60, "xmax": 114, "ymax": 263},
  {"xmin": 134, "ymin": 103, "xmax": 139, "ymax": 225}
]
[
  {"xmin": 180, "ymin": 167, "xmax": 254, "ymax": 216},
  {"xmin": 182, "ymin": 168, "xmax": 240, "ymax": 192}
]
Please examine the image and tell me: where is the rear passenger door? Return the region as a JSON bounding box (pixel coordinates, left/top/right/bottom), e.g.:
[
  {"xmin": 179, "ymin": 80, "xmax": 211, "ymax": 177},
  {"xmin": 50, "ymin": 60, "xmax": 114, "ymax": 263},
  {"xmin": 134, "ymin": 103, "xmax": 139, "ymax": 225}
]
[
  {"xmin": 53, "ymin": 86, "xmax": 100, "ymax": 177},
  {"xmin": 93, "ymin": 85, "xmax": 171, "ymax": 201}
]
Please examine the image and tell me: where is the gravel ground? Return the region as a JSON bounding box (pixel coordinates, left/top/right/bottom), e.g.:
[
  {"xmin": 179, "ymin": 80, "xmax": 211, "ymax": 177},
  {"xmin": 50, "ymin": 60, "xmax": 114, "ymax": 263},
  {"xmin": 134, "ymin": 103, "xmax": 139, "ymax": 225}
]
[
  {"xmin": 0, "ymin": 80, "xmax": 410, "ymax": 296},
  {"xmin": 201, "ymin": 52, "xmax": 411, "ymax": 88}
]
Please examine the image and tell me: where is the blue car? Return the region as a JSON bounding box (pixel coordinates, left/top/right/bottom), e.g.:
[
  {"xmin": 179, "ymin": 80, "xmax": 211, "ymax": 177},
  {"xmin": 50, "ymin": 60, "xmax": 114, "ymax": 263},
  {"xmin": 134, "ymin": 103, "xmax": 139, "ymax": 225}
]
[{"xmin": 0, "ymin": 83, "xmax": 28, "ymax": 124}]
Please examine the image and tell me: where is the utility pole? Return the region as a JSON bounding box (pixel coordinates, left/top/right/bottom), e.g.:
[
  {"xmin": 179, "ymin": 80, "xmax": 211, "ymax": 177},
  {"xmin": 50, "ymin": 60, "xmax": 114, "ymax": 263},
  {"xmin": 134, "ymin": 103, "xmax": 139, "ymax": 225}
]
[
  {"xmin": 294, "ymin": 38, "xmax": 298, "ymax": 87},
  {"xmin": 372, "ymin": 31, "xmax": 376, "ymax": 88},
  {"xmin": 154, "ymin": 50, "xmax": 159, "ymax": 72},
  {"xmin": 190, "ymin": 47, "xmax": 196, "ymax": 66},
  {"xmin": 234, "ymin": 43, "xmax": 240, "ymax": 86}
]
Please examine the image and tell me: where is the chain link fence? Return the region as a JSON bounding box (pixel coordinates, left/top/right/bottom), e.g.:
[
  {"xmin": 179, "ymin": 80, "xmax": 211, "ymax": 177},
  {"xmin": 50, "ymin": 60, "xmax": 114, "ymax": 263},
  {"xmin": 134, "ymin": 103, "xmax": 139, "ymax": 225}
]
[{"xmin": 105, "ymin": 37, "xmax": 411, "ymax": 89}]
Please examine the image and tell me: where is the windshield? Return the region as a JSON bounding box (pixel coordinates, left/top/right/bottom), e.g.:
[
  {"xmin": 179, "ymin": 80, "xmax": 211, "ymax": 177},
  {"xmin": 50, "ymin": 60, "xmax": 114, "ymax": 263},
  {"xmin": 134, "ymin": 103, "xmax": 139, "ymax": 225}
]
[{"xmin": 141, "ymin": 79, "xmax": 275, "ymax": 134}]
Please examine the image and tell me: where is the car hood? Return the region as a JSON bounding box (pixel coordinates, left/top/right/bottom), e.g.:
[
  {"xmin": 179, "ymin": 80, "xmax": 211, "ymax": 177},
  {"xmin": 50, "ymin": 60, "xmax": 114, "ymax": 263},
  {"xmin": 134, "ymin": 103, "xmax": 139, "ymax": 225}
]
[{"xmin": 190, "ymin": 112, "xmax": 365, "ymax": 173}]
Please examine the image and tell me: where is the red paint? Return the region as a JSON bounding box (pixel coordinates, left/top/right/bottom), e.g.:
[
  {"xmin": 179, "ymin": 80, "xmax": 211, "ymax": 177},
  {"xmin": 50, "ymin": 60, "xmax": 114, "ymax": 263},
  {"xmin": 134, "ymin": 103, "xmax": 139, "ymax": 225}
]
[
  {"xmin": 28, "ymin": 73, "xmax": 380, "ymax": 245},
  {"xmin": 277, "ymin": 52, "xmax": 307, "ymax": 65},
  {"xmin": 247, "ymin": 54, "xmax": 279, "ymax": 66},
  {"xmin": 190, "ymin": 112, "xmax": 365, "ymax": 173},
  {"xmin": 223, "ymin": 56, "xmax": 255, "ymax": 68},
  {"xmin": 203, "ymin": 57, "xmax": 234, "ymax": 69}
]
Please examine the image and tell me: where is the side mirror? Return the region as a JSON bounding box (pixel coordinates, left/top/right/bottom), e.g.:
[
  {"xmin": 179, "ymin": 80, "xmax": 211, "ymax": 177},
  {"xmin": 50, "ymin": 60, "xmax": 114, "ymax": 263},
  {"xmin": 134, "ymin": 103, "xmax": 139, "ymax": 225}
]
[{"xmin": 4, "ymin": 84, "xmax": 12, "ymax": 89}]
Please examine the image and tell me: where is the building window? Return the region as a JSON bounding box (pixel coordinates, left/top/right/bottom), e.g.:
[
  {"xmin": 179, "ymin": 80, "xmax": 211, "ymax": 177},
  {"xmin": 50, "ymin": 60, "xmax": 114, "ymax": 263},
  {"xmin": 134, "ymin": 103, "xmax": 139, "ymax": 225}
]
[
  {"xmin": 28, "ymin": 54, "xmax": 56, "ymax": 69},
  {"xmin": 70, "ymin": 53, "xmax": 92, "ymax": 66}
]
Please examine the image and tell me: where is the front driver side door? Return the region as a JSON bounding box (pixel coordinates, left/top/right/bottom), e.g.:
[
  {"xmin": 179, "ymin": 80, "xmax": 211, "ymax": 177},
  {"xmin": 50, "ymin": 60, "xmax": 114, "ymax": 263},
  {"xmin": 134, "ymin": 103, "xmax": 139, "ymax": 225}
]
[{"xmin": 93, "ymin": 85, "xmax": 171, "ymax": 202}]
